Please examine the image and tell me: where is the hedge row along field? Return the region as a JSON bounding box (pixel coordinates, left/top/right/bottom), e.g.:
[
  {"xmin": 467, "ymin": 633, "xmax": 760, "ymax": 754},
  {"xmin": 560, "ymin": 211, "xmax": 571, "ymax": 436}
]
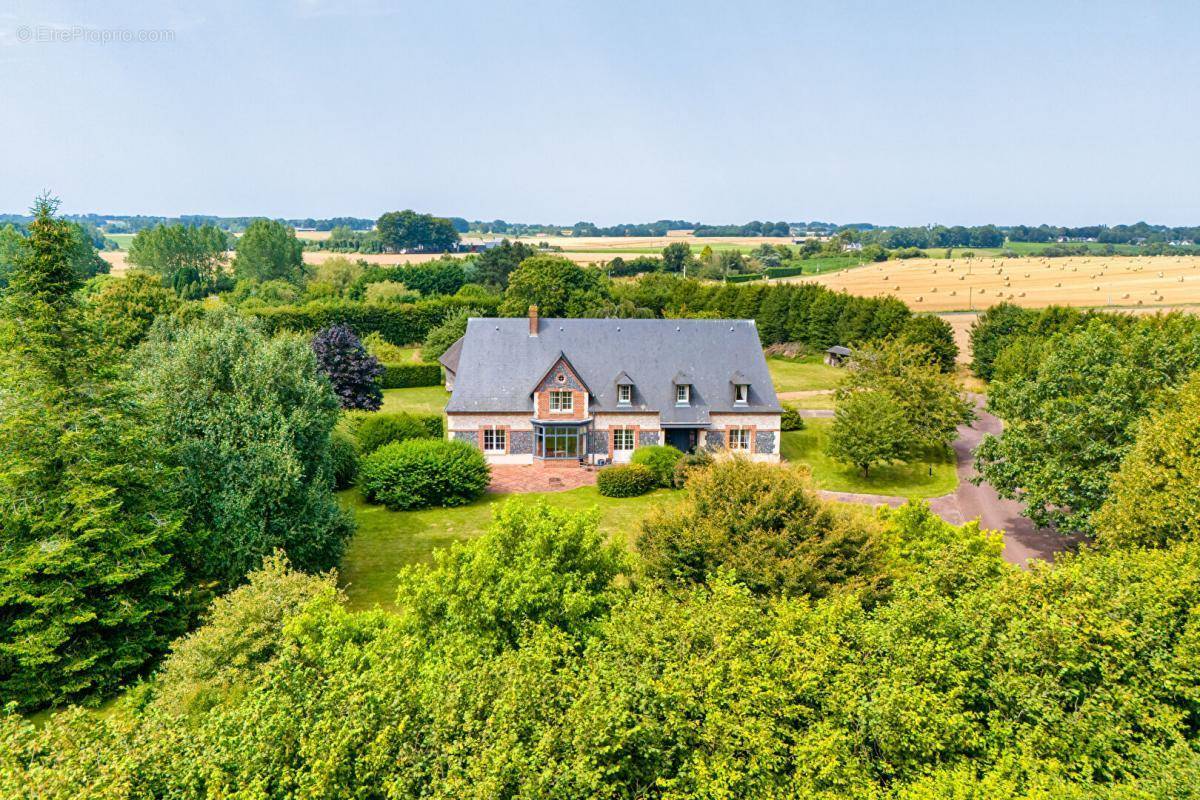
[{"xmin": 250, "ymin": 295, "xmax": 500, "ymax": 345}]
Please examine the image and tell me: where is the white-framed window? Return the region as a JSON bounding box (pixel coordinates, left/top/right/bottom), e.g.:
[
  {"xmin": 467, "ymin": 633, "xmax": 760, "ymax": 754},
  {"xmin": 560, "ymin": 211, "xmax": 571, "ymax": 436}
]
[
  {"xmin": 734, "ymin": 384, "xmax": 749, "ymax": 404},
  {"xmin": 549, "ymin": 390, "xmax": 573, "ymax": 413},
  {"xmin": 483, "ymin": 427, "xmax": 507, "ymax": 453},
  {"xmin": 728, "ymin": 428, "xmax": 751, "ymax": 451},
  {"xmin": 613, "ymin": 428, "xmax": 635, "ymax": 452},
  {"xmin": 676, "ymin": 384, "xmax": 690, "ymax": 405},
  {"xmin": 617, "ymin": 384, "xmax": 632, "ymax": 404}
]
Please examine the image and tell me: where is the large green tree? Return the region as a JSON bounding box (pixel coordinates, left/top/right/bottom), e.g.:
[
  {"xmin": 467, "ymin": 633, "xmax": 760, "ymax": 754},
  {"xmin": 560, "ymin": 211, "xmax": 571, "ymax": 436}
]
[
  {"xmin": 136, "ymin": 308, "xmax": 353, "ymax": 589},
  {"xmin": 126, "ymin": 223, "xmax": 228, "ymax": 295},
  {"xmin": 826, "ymin": 388, "xmax": 912, "ymax": 477},
  {"xmin": 376, "ymin": 209, "xmax": 460, "ymax": 253},
  {"xmin": 836, "ymin": 339, "xmax": 974, "ymax": 454},
  {"xmin": 899, "ymin": 313, "xmax": 958, "ymax": 372},
  {"xmin": 231, "ymin": 219, "xmax": 305, "ymax": 283},
  {"xmin": 0, "ymin": 196, "xmax": 185, "ymax": 710},
  {"xmin": 975, "ymin": 314, "xmax": 1200, "ymax": 533},
  {"xmin": 499, "ymin": 255, "xmax": 611, "ymax": 317},
  {"xmin": 1094, "ymin": 373, "xmax": 1200, "ymax": 549}
]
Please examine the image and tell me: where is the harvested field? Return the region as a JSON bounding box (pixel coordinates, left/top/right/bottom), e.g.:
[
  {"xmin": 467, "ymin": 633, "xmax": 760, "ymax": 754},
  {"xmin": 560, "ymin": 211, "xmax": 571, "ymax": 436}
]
[{"xmin": 790, "ymin": 255, "xmax": 1200, "ymax": 312}]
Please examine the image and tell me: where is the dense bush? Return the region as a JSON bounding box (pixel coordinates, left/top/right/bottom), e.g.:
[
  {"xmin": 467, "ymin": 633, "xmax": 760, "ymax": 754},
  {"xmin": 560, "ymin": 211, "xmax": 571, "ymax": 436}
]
[
  {"xmin": 355, "ymin": 411, "xmax": 441, "ymax": 454},
  {"xmin": 629, "ymin": 444, "xmax": 683, "ymax": 487},
  {"xmin": 639, "ymin": 459, "xmax": 888, "ymax": 599},
  {"xmin": 780, "ymin": 404, "xmax": 806, "ymax": 431},
  {"xmin": 329, "ymin": 428, "xmax": 359, "ymax": 490},
  {"xmin": 725, "ymin": 273, "xmax": 763, "ymax": 283},
  {"xmin": 671, "ymin": 449, "xmax": 714, "ymax": 488},
  {"xmin": 311, "ymin": 324, "xmax": 383, "ymax": 410},
  {"xmin": 359, "ymin": 438, "xmax": 490, "ymax": 510},
  {"xmin": 597, "ymin": 463, "xmax": 657, "ymax": 497},
  {"xmin": 764, "ymin": 265, "xmax": 804, "ymax": 278},
  {"xmin": 379, "ymin": 361, "xmax": 443, "ymax": 388}
]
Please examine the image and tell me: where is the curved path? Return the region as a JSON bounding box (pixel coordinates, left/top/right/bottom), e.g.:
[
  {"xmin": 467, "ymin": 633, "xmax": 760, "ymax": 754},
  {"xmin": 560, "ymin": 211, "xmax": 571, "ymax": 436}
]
[{"xmin": 819, "ymin": 396, "xmax": 1072, "ymax": 566}]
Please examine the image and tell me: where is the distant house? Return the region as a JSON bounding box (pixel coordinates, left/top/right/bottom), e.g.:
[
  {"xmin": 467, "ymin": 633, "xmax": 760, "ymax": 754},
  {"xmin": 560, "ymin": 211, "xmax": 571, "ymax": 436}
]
[
  {"xmin": 825, "ymin": 345, "xmax": 852, "ymax": 367},
  {"xmin": 439, "ymin": 307, "xmax": 782, "ymax": 465},
  {"xmin": 454, "ymin": 239, "xmax": 503, "ymax": 253}
]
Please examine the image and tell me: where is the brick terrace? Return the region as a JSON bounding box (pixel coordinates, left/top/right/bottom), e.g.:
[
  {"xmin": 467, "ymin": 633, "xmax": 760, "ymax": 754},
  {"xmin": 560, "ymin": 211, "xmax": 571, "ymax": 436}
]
[{"xmin": 488, "ymin": 463, "xmax": 599, "ymax": 494}]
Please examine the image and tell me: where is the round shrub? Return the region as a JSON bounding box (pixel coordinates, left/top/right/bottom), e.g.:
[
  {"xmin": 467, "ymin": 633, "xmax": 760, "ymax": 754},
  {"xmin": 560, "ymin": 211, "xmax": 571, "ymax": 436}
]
[
  {"xmin": 672, "ymin": 450, "xmax": 714, "ymax": 488},
  {"xmin": 329, "ymin": 428, "xmax": 359, "ymax": 490},
  {"xmin": 360, "ymin": 438, "xmax": 490, "ymax": 510},
  {"xmin": 597, "ymin": 463, "xmax": 657, "ymax": 498},
  {"xmin": 630, "ymin": 445, "xmax": 684, "ymax": 488},
  {"xmin": 356, "ymin": 412, "xmax": 435, "ymax": 454},
  {"xmin": 781, "ymin": 404, "xmax": 806, "ymax": 432}
]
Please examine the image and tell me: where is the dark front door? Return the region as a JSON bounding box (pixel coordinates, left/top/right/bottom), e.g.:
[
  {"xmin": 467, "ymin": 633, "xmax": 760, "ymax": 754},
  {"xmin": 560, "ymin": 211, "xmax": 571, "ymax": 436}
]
[{"xmin": 665, "ymin": 428, "xmax": 695, "ymax": 453}]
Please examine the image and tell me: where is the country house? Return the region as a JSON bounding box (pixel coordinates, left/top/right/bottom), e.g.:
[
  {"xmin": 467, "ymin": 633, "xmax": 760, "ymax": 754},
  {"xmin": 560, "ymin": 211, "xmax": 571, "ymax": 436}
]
[{"xmin": 441, "ymin": 307, "xmax": 782, "ymax": 464}]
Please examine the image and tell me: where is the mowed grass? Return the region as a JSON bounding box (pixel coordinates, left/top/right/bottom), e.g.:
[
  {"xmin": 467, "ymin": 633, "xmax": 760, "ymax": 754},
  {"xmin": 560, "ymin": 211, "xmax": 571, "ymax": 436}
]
[
  {"xmin": 767, "ymin": 356, "xmax": 844, "ymax": 393},
  {"xmin": 105, "ymin": 233, "xmax": 135, "ymax": 250},
  {"xmin": 337, "ymin": 487, "xmax": 676, "ymax": 611},
  {"xmin": 781, "ymin": 420, "xmax": 957, "ymax": 498},
  {"xmin": 379, "ymin": 385, "xmax": 450, "ymax": 416}
]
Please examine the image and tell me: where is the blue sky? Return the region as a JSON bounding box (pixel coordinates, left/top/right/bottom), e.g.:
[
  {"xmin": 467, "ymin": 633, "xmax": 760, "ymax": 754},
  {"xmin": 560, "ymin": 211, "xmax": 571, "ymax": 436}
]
[{"xmin": 1, "ymin": 0, "xmax": 1197, "ymax": 225}]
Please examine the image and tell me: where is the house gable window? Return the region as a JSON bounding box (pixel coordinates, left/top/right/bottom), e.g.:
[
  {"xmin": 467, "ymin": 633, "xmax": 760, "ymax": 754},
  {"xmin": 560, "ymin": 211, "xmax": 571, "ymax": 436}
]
[
  {"xmin": 482, "ymin": 427, "xmax": 507, "ymax": 453},
  {"xmin": 728, "ymin": 428, "xmax": 752, "ymax": 451},
  {"xmin": 617, "ymin": 384, "xmax": 632, "ymax": 405},
  {"xmin": 613, "ymin": 428, "xmax": 635, "ymax": 452},
  {"xmin": 549, "ymin": 390, "xmax": 573, "ymax": 413},
  {"xmin": 675, "ymin": 384, "xmax": 690, "ymax": 405},
  {"xmin": 734, "ymin": 383, "xmax": 749, "ymax": 404}
]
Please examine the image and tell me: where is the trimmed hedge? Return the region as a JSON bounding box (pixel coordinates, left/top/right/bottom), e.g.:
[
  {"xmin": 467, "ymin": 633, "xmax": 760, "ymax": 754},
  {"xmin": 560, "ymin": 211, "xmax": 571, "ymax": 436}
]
[
  {"xmin": 380, "ymin": 362, "xmax": 442, "ymax": 389},
  {"xmin": 597, "ymin": 463, "xmax": 657, "ymax": 498},
  {"xmin": 250, "ymin": 296, "xmax": 500, "ymax": 346},
  {"xmin": 725, "ymin": 273, "xmax": 764, "ymax": 284},
  {"xmin": 359, "ymin": 438, "xmax": 490, "ymax": 510},
  {"xmin": 764, "ymin": 266, "xmax": 805, "ymax": 279},
  {"xmin": 630, "ymin": 445, "xmax": 684, "ymax": 488},
  {"xmin": 356, "ymin": 412, "xmax": 443, "ymax": 454}
]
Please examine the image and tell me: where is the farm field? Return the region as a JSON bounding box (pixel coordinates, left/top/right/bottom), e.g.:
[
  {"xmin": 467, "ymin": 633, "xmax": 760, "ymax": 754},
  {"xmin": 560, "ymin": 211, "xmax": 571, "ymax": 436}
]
[
  {"xmin": 337, "ymin": 487, "xmax": 675, "ymax": 610},
  {"xmin": 780, "ymin": 422, "xmax": 957, "ymax": 498},
  {"xmin": 793, "ymin": 254, "xmax": 1200, "ymax": 312}
]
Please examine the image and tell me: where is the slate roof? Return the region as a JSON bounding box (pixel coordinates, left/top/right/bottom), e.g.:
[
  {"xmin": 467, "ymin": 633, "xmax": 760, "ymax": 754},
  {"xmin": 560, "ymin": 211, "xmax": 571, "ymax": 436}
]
[
  {"xmin": 438, "ymin": 336, "xmax": 464, "ymax": 373},
  {"xmin": 446, "ymin": 317, "xmax": 782, "ymax": 418}
]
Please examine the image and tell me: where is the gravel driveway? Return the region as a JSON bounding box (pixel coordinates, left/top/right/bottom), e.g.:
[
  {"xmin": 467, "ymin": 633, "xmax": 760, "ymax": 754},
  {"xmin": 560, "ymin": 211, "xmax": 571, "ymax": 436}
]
[{"xmin": 819, "ymin": 395, "xmax": 1074, "ymax": 566}]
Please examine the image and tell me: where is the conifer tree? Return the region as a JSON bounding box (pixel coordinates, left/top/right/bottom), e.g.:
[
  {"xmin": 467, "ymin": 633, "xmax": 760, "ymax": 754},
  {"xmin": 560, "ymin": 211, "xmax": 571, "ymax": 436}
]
[{"xmin": 0, "ymin": 196, "xmax": 185, "ymax": 710}]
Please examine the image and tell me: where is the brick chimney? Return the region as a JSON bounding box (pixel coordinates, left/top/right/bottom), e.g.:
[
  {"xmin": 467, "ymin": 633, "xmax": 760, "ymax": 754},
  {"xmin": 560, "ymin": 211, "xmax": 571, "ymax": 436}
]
[{"xmin": 528, "ymin": 305, "xmax": 539, "ymax": 337}]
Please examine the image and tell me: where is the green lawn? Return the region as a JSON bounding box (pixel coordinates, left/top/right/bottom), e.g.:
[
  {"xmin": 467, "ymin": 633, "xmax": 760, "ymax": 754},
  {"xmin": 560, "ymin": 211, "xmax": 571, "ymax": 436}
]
[
  {"xmin": 767, "ymin": 356, "xmax": 844, "ymax": 393},
  {"xmin": 379, "ymin": 385, "xmax": 451, "ymax": 416},
  {"xmin": 780, "ymin": 421, "xmax": 957, "ymax": 498},
  {"xmin": 781, "ymin": 391, "xmax": 836, "ymax": 410},
  {"xmin": 337, "ymin": 487, "xmax": 675, "ymax": 611},
  {"xmin": 105, "ymin": 233, "xmax": 135, "ymax": 250}
]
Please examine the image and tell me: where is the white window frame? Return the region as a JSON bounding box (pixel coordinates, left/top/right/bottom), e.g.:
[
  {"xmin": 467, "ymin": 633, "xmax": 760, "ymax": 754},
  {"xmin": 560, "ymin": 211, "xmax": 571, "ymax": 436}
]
[
  {"xmin": 617, "ymin": 384, "xmax": 632, "ymax": 405},
  {"xmin": 549, "ymin": 390, "xmax": 573, "ymax": 414},
  {"xmin": 728, "ymin": 428, "xmax": 751, "ymax": 451},
  {"xmin": 675, "ymin": 384, "xmax": 690, "ymax": 405},
  {"xmin": 483, "ymin": 427, "xmax": 507, "ymax": 453},
  {"xmin": 734, "ymin": 384, "xmax": 749, "ymax": 404},
  {"xmin": 613, "ymin": 428, "xmax": 635, "ymax": 452}
]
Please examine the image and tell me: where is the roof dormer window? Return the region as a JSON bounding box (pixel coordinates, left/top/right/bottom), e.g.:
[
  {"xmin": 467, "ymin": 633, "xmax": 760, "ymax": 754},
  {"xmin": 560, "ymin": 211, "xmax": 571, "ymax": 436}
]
[
  {"xmin": 617, "ymin": 384, "xmax": 631, "ymax": 405},
  {"xmin": 734, "ymin": 384, "xmax": 749, "ymax": 404},
  {"xmin": 676, "ymin": 384, "xmax": 690, "ymax": 405}
]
